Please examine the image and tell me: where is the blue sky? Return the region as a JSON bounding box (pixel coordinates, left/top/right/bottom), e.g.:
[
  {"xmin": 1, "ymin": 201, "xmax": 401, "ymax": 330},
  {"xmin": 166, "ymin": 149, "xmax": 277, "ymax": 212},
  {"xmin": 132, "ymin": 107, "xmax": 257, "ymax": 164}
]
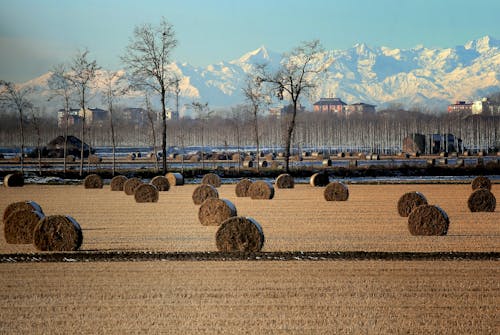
[{"xmin": 1, "ymin": 0, "xmax": 500, "ymax": 82}]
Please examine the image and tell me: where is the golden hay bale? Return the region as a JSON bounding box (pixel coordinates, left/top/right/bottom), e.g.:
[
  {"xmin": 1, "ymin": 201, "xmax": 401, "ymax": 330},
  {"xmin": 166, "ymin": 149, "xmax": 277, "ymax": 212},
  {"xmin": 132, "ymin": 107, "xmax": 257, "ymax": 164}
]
[
  {"xmin": 192, "ymin": 184, "xmax": 219, "ymax": 205},
  {"xmin": 322, "ymin": 159, "xmax": 332, "ymax": 167},
  {"xmin": 248, "ymin": 181, "xmax": 274, "ymax": 200},
  {"xmin": 123, "ymin": 177, "xmax": 143, "ymax": 195},
  {"xmin": 134, "ymin": 184, "xmax": 159, "ymax": 203},
  {"xmin": 3, "ymin": 200, "xmax": 43, "ymax": 223},
  {"xmin": 33, "ymin": 215, "xmax": 83, "ymax": 251},
  {"xmin": 110, "ymin": 175, "xmax": 128, "ymax": 191},
  {"xmin": 198, "ymin": 198, "xmax": 237, "ymax": 226},
  {"xmin": 151, "ymin": 176, "xmax": 170, "ymax": 191},
  {"xmin": 467, "ymin": 189, "xmax": 496, "ymax": 212},
  {"xmin": 242, "ymin": 160, "xmax": 254, "ymax": 168},
  {"xmin": 65, "ymin": 155, "xmax": 76, "ymax": 162},
  {"xmin": 4, "ymin": 209, "xmax": 45, "ymax": 244},
  {"xmin": 324, "ymin": 182, "xmax": 349, "ymax": 201},
  {"xmin": 166, "ymin": 172, "xmax": 184, "ymax": 186},
  {"xmin": 397, "ymin": 191, "xmax": 428, "ymax": 217},
  {"xmin": 83, "ymin": 174, "xmax": 103, "ymax": 189},
  {"xmin": 3, "ymin": 173, "xmax": 24, "ymax": 187},
  {"xmin": 215, "ymin": 216, "xmax": 264, "ymax": 252},
  {"xmin": 235, "ymin": 179, "xmax": 253, "ymax": 197},
  {"xmin": 407, "ymin": 205, "xmax": 449, "ymax": 236},
  {"xmin": 275, "ymin": 173, "xmax": 294, "ymax": 189},
  {"xmin": 201, "ymin": 173, "xmax": 221, "ymax": 187},
  {"xmin": 88, "ymin": 154, "xmax": 102, "ymax": 164},
  {"xmin": 310, "ymin": 172, "xmax": 329, "ymax": 187},
  {"xmin": 471, "ymin": 176, "xmax": 492, "ymax": 191}
]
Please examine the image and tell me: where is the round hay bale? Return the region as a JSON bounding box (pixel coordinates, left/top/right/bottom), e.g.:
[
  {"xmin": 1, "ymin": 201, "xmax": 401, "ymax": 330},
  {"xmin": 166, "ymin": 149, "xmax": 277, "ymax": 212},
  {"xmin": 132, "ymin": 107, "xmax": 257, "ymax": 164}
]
[
  {"xmin": 3, "ymin": 200, "xmax": 43, "ymax": 223},
  {"xmin": 192, "ymin": 184, "xmax": 219, "ymax": 205},
  {"xmin": 322, "ymin": 159, "xmax": 332, "ymax": 167},
  {"xmin": 3, "ymin": 173, "xmax": 24, "ymax": 187},
  {"xmin": 151, "ymin": 176, "xmax": 170, "ymax": 191},
  {"xmin": 407, "ymin": 205, "xmax": 449, "ymax": 236},
  {"xmin": 201, "ymin": 173, "xmax": 221, "ymax": 187},
  {"xmin": 243, "ymin": 160, "xmax": 254, "ymax": 168},
  {"xmin": 198, "ymin": 198, "xmax": 237, "ymax": 226},
  {"xmin": 471, "ymin": 176, "xmax": 492, "ymax": 191},
  {"xmin": 275, "ymin": 173, "xmax": 294, "ymax": 189},
  {"xmin": 166, "ymin": 172, "xmax": 184, "ymax": 186},
  {"xmin": 397, "ymin": 191, "xmax": 428, "ymax": 217},
  {"xmin": 235, "ymin": 178, "xmax": 253, "ymax": 197},
  {"xmin": 310, "ymin": 172, "xmax": 329, "ymax": 187},
  {"xmin": 123, "ymin": 177, "xmax": 143, "ymax": 195},
  {"xmin": 134, "ymin": 184, "xmax": 159, "ymax": 203},
  {"xmin": 258, "ymin": 160, "xmax": 269, "ymax": 168},
  {"xmin": 215, "ymin": 216, "xmax": 264, "ymax": 252},
  {"xmin": 110, "ymin": 175, "xmax": 128, "ymax": 191},
  {"xmin": 83, "ymin": 174, "xmax": 103, "ymax": 189},
  {"xmin": 467, "ymin": 188, "xmax": 496, "ymax": 212},
  {"xmin": 324, "ymin": 182, "xmax": 349, "ymax": 201},
  {"xmin": 248, "ymin": 181, "xmax": 274, "ymax": 200},
  {"xmin": 4, "ymin": 209, "xmax": 45, "ymax": 244},
  {"xmin": 88, "ymin": 154, "xmax": 102, "ymax": 164},
  {"xmin": 33, "ymin": 215, "xmax": 83, "ymax": 251},
  {"xmin": 65, "ymin": 155, "xmax": 76, "ymax": 162}
]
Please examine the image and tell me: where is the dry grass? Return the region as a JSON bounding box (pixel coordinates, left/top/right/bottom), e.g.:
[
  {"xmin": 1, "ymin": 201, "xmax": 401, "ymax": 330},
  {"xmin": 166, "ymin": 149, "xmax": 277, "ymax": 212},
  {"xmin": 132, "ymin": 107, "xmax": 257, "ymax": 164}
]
[
  {"xmin": 0, "ymin": 261, "xmax": 497, "ymax": 334},
  {"xmin": 0, "ymin": 184, "xmax": 499, "ymax": 253}
]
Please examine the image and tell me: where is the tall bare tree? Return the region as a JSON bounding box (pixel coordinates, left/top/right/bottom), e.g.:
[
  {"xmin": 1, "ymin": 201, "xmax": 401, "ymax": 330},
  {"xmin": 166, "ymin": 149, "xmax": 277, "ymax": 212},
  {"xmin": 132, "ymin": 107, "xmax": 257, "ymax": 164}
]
[
  {"xmin": 144, "ymin": 93, "xmax": 159, "ymax": 172},
  {"xmin": 68, "ymin": 49, "xmax": 99, "ymax": 176},
  {"xmin": 257, "ymin": 40, "xmax": 327, "ymax": 172},
  {"xmin": 0, "ymin": 81, "xmax": 33, "ymax": 174},
  {"xmin": 48, "ymin": 63, "xmax": 74, "ymax": 173},
  {"xmin": 122, "ymin": 17, "xmax": 178, "ymax": 174},
  {"xmin": 100, "ymin": 71, "xmax": 125, "ymax": 176},
  {"xmin": 192, "ymin": 102, "xmax": 211, "ymax": 170},
  {"xmin": 30, "ymin": 107, "xmax": 43, "ymax": 176},
  {"xmin": 242, "ymin": 75, "xmax": 267, "ymax": 171}
]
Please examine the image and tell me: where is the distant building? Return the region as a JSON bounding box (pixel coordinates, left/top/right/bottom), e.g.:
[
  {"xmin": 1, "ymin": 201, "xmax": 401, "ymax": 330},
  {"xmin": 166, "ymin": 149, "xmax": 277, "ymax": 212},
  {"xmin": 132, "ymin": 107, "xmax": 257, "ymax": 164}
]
[
  {"xmin": 345, "ymin": 102, "xmax": 376, "ymax": 115},
  {"xmin": 57, "ymin": 108, "xmax": 81, "ymax": 128},
  {"xmin": 313, "ymin": 98, "xmax": 346, "ymax": 113},
  {"xmin": 80, "ymin": 108, "xmax": 108, "ymax": 125},
  {"xmin": 269, "ymin": 104, "xmax": 305, "ymax": 118},
  {"xmin": 166, "ymin": 109, "xmax": 179, "ymax": 120},
  {"xmin": 472, "ymin": 98, "xmax": 500, "ymax": 115},
  {"xmin": 122, "ymin": 107, "xmax": 151, "ymax": 125},
  {"xmin": 447, "ymin": 101, "xmax": 473, "ymax": 114}
]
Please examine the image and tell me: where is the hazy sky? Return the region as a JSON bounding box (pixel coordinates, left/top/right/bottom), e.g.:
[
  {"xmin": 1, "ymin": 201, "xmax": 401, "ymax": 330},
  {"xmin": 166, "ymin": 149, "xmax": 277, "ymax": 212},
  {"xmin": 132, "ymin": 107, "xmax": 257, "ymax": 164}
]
[{"xmin": 1, "ymin": 0, "xmax": 500, "ymax": 82}]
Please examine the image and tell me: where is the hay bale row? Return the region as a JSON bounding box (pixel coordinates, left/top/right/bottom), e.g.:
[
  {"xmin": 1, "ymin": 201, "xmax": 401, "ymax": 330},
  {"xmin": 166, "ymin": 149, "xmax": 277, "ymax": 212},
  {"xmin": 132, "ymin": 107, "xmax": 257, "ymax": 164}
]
[
  {"xmin": 4, "ymin": 209, "xmax": 45, "ymax": 244},
  {"xmin": 248, "ymin": 181, "xmax": 274, "ymax": 200},
  {"xmin": 198, "ymin": 198, "xmax": 237, "ymax": 226},
  {"xmin": 471, "ymin": 176, "xmax": 492, "ymax": 191},
  {"xmin": 124, "ymin": 177, "xmax": 143, "ymax": 195},
  {"xmin": 324, "ymin": 182, "xmax": 349, "ymax": 201},
  {"xmin": 275, "ymin": 173, "xmax": 294, "ymax": 189},
  {"xmin": 134, "ymin": 184, "xmax": 159, "ymax": 203},
  {"xmin": 468, "ymin": 188, "xmax": 496, "ymax": 212},
  {"xmin": 407, "ymin": 205, "xmax": 449, "ymax": 236},
  {"xmin": 3, "ymin": 200, "xmax": 43, "ymax": 223},
  {"xmin": 33, "ymin": 215, "xmax": 83, "ymax": 251},
  {"xmin": 3, "ymin": 173, "xmax": 24, "ymax": 187},
  {"xmin": 201, "ymin": 173, "xmax": 221, "ymax": 188},
  {"xmin": 192, "ymin": 184, "xmax": 219, "ymax": 205},
  {"xmin": 235, "ymin": 179, "xmax": 253, "ymax": 197},
  {"xmin": 110, "ymin": 175, "xmax": 128, "ymax": 191},
  {"xmin": 83, "ymin": 174, "xmax": 103, "ymax": 189},
  {"xmin": 397, "ymin": 192, "xmax": 428, "ymax": 217},
  {"xmin": 310, "ymin": 172, "xmax": 329, "ymax": 187},
  {"xmin": 151, "ymin": 176, "xmax": 170, "ymax": 192},
  {"xmin": 215, "ymin": 216, "xmax": 264, "ymax": 252}
]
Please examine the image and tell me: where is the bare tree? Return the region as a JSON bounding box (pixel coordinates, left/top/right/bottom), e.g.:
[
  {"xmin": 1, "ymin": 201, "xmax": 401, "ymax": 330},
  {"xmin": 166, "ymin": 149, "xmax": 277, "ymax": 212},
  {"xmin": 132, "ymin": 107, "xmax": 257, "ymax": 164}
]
[
  {"xmin": 68, "ymin": 49, "xmax": 99, "ymax": 176},
  {"xmin": 145, "ymin": 93, "xmax": 159, "ymax": 172},
  {"xmin": 242, "ymin": 75, "xmax": 267, "ymax": 171},
  {"xmin": 100, "ymin": 71, "xmax": 125, "ymax": 176},
  {"xmin": 122, "ymin": 17, "xmax": 178, "ymax": 174},
  {"xmin": 0, "ymin": 81, "xmax": 33, "ymax": 174},
  {"xmin": 257, "ymin": 40, "xmax": 327, "ymax": 172},
  {"xmin": 30, "ymin": 107, "xmax": 43, "ymax": 176},
  {"xmin": 48, "ymin": 64, "xmax": 74, "ymax": 173},
  {"xmin": 192, "ymin": 102, "xmax": 211, "ymax": 170}
]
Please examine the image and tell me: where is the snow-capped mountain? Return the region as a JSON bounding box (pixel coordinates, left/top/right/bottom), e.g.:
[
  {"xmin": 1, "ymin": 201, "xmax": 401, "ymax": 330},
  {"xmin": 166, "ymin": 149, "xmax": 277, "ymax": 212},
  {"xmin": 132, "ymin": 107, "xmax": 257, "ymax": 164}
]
[{"xmin": 17, "ymin": 36, "xmax": 500, "ymax": 115}]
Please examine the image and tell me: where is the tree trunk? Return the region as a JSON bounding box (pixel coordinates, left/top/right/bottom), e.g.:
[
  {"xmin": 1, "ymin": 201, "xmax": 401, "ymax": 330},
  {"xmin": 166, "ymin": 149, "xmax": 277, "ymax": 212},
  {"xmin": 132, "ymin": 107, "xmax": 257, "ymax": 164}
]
[
  {"xmin": 18, "ymin": 107, "xmax": 25, "ymax": 175},
  {"xmin": 161, "ymin": 89, "xmax": 167, "ymax": 174},
  {"xmin": 109, "ymin": 109, "xmax": 116, "ymax": 176},
  {"xmin": 79, "ymin": 94, "xmax": 85, "ymax": 177},
  {"xmin": 253, "ymin": 104, "xmax": 260, "ymax": 172},
  {"xmin": 284, "ymin": 100, "xmax": 298, "ymax": 173}
]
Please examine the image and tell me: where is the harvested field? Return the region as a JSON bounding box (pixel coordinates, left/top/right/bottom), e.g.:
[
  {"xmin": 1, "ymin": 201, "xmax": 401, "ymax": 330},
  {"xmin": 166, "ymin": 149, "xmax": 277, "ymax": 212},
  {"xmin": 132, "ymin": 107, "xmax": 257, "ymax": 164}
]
[
  {"xmin": 0, "ymin": 261, "xmax": 497, "ymax": 334},
  {"xmin": 1, "ymin": 184, "xmax": 499, "ymax": 253}
]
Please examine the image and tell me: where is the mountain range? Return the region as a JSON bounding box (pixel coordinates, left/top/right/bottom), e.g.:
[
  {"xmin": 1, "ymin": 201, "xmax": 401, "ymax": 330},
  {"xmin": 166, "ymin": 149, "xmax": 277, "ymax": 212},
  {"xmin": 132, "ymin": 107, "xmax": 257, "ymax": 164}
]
[{"xmin": 19, "ymin": 35, "xmax": 500, "ymax": 115}]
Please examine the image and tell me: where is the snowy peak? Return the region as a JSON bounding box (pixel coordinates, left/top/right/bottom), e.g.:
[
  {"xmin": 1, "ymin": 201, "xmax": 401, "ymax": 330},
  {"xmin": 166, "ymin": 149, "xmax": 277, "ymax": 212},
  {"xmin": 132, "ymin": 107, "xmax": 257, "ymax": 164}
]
[
  {"xmin": 233, "ymin": 46, "xmax": 272, "ymax": 65},
  {"xmin": 464, "ymin": 35, "xmax": 500, "ymax": 53}
]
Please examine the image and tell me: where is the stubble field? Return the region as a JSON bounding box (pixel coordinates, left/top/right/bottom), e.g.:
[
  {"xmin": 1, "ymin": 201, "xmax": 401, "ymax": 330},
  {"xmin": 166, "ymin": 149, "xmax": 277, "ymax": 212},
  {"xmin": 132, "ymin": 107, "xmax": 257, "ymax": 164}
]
[{"xmin": 0, "ymin": 182, "xmax": 499, "ymax": 333}]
